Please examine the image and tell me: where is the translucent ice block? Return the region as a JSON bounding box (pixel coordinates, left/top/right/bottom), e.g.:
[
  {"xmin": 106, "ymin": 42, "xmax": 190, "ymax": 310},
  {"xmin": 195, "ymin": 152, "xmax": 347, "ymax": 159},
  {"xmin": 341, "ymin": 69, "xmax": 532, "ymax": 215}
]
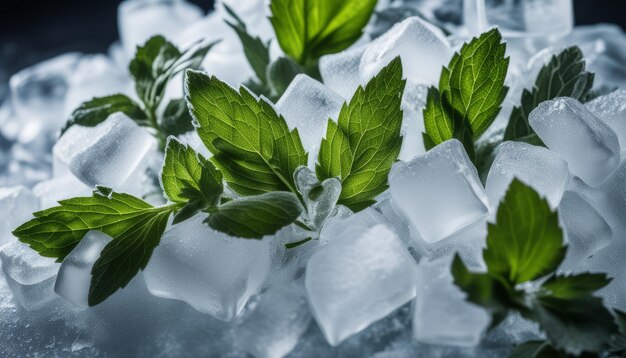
[
  {"xmin": 585, "ymin": 89, "xmax": 626, "ymax": 149},
  {"xmin": 0, "ymin": 186, "xmax": 38, "ymax": 246},
  {"xmin": 389, "ymin": 139, "xmax": 490, "ymax": 243},
  {"xmin": 530, "ymin": 97, "xmax": 620, "ymax": 187},
  {"xmin": 306, "ymin": 224, "xmax": 418, "ymax": 346}
]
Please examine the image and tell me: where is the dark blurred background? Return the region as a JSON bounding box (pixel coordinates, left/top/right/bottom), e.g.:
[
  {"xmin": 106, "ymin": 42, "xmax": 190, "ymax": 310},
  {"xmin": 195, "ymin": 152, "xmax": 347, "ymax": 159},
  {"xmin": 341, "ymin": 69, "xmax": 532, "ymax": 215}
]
[{"xmin": 0, "ymin": 0, "xmax": 625, "ymax": 76}]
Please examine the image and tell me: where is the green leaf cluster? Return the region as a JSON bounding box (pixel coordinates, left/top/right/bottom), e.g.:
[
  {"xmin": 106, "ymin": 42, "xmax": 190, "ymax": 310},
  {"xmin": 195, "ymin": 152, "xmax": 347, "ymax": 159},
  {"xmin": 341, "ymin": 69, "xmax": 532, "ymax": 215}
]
[
  {"xmin": 452, "ymin": 179, "xmax": 617, "ymax": 356},
  {"xmin": 63, "ymin": 36, "xmax": 216, "ymax": 149}
]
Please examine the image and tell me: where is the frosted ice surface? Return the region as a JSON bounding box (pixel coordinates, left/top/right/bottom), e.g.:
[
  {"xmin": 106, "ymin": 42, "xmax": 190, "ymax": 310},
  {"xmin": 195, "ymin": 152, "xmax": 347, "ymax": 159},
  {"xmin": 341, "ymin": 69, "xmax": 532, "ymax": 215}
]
[
  {"xmin": 117, "ymin": 0, "xmax": 203, "ymax": 58},
  {"xmin": 306, "ymin": 224, "xmax": 418, "ymax": 346},
  {"xmin": 319, "ymin": 207, "xmax": 388, "ymax": 245},
  {"xmin": 276, "ymin": 75, "xmax": 344, "ymax": 166},
  {"xmin": 414, "ymin": 256, "xmax": 490, "ymax": 347},
  {"xmin": 67, "ymin": 113, "xmax": 155, "ymax": 188},
  {"xmin": 529, "ymin": 97, "xmax": 620, "ymax": 187},
  {"xmin": 144, "ymin": 214, "xmax": 272, "ymax": 321},
  {"xmin": 389, "ymin": 139, "xmax": 489, "ymax": 243},
  {"xmin": 235, "ymin": 283, "xmax": 312, "ymax": 358},
  {"xmin": 319, "ymin": 45, "xmax": 367, "ymax": 99},
  {"xmin": 486, "ymin": 141, "xmax": 569, "ymax": 210},
  {"xmin": 360, "ymin": 17, "xmax": 452, "ymax": 85},
  {"xmin": 53, "ymin": 124, "xmax": 105, "ymax": 177},
  {"xmin": 55, "ymin": 231, "xmax": 113, "ymax": 309},
  {"xmin": 0, "ymin": 186, "xmax": 38, "ymax": 246},
  {"xmin": 32, "ymin": 174, "xmax": 92, "ymax": 210},
  {"xmin": 0, "ymin": 241, "xmax": 60, "ymax": 311},
  {"xmin": 559, "ymin": 191, "xmax": 612, "ymax": 272},
  {"xmin": 464, "ymin": 0, "xmax": 573, "ymax": 38},
  {"xmin": 596, "ymin": 160, "xmax": 626, "ymax": 234},
  {"xmin": 586, "ymin": 89, "xmax": 626, "ymax": 148}
]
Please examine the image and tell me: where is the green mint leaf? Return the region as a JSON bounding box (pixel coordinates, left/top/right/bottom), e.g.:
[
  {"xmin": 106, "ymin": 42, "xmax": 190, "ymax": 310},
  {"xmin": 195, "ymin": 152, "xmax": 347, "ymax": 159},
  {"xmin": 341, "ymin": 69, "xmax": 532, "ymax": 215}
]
[
  {"xmin": 267, "ymin": 57, "xmax": 303, "ymax": 98},
  {"xmin": 159, "ymin": 98, "xmax": 195, "ymax": 136},
  {"xmin": 540, "ymin": 273, "xmax": 612, "ymax": 300},
  {"xmin": 269, "ymin": 0, "xmax": 377, "ymax": 64},
  {"xmin": 206, "ymin": 191, "xmax": 302, "ymax": 239},
  {"xmin": 61, "ymin": 94, "xmax": 147, "ymax": 135},
  {"xmin": 11, "ymin": 188, "xmax": 180, "ymax": 305},
  {"xmin": 316, "ymin": 57, "xmax": 405, "ymax": 212},
  {"xmin": 504, "ymin": 46, "xmax": 594, "ymax": 142},
  {"xmin": 161, "ymin": 137, "xmax": 223, "ymax": 207},
  {"xmin": 423, "ymin": 29, "xmax": 509, "ymax": 159},
  {"xmin": 224, "ymin": 4, "xmax": 271, "ymax": 83},
  {"xmin": 483, "ymin": 179, "xmax": 565, "ymax": 284},
  {"xmin": 508, "ymin": 341, "xmax": 566, "ymax": 358},
  {"xmin": 185, "ymin": 69, "xmax": 308, "ymax": 196}
]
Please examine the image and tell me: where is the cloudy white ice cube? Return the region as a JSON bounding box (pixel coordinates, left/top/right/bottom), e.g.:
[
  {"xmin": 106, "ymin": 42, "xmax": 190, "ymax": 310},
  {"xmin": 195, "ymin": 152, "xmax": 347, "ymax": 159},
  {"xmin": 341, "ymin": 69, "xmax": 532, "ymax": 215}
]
[
  {"xmin": 529, "ymin": 97, "xmax": 620, "ymax": 187},
  {"xmin": 319, "ymin": 45, "xmax": 367, "ymax": 99},
  {"xmin": 585, "ymin": 89, "xmax": 626, "ymax": 148},
  {"xmin": 389, "ymin": 139, "xmax": 490, "ymax": 243},
  {"xmin": 0, "ymin": 186, "xmax": 38, "ymax": 246},
  {"xmin": 306, "ymin": 224, "xmax": 418, "ymax": 346},
  {"xmin": 0, "ymin": 241, "xmax": 60, "ymax": 310},
  {"xmin": 360, "ymin": 17, "xmax": 452, "ymax": 85},
  {"xmin": 414, "ymin": 256, "xmax": 490, "ymax": 347},
  {"xmin": 144, "ymin": 214, "xmax": 272, "ymax": 321},
  {"xmin": 32, "ymin": 174, "xmax": 92, "ymax": 210},
  {"xmin": 55, "ymin": 231, "xmax": 112, "ymax": 309},
  {"xmin": 486, "ymin": 141, "xmax": 569, "ymax": 210}
]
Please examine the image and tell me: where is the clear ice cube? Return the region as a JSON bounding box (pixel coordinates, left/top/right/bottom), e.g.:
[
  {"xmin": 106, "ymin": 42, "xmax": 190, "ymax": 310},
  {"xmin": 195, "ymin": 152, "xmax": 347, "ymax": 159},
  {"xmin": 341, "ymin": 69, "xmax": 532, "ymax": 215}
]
[
  {"xmin": 486, "ymin": 141, "xmax": 569, "ymax": 210},
  {"xmin": 0, "ymin": 241, "xmax": 60, "ymax": 311},
  {"xmin": 0, "ymin": 186, "xmax": 39, "ymax": 246},
  {"xmin": 389, "ymin": 139, "xmax": 490, "ymax": 243},
  {"xmin": 144, "ymin": 214, "xmax": 272, "ymax": 321},
  {"xmin": 464, "ymin": 0, "xmax": 573, "ymax": 38},
  {"xmin": 235, "ymin": 283, "xmax": 312, "ymax": 358},
  {"xmin": 529, "ymin": 97, "xmax": 620, "ymax": 187},
  {"xmin": 66, "ymin": 113, "xmax": 155, "ymax": 188},
  {"xmin": 360, "ymin": 17, "xmax": 452, "ymax": 85},
  {"xmin": 414, "ymin": 256, "xmax": 490, "ymax": 347},
  {"xmin": 305, "ymin": 224, "xmax": 418, "ymax": 346},
  {"xmin": 319, "ymin": 45, "xmax": 367, "ymax": 99},
  {"xmin": 55, "ymin": 231, "xmax": 112, "ymax": 309},
  {"xmin": 276, "ymin": 75, "xmax": 344, "ymax": 166},
  {"xmin": 585, "ymin": 89, "xmax": 626, "ymax": 149}
]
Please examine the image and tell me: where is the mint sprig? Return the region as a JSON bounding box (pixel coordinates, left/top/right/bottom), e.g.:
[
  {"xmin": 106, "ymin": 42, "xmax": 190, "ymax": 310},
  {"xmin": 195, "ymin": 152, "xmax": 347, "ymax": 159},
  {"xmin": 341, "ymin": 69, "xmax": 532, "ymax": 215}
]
[
  {"xmin": 452, "ymin": 179, "xmax": 617, "ymax": 355},
  {"xmin": 423, "ymin": 28, "xmax": 509, "ymax": 162}
]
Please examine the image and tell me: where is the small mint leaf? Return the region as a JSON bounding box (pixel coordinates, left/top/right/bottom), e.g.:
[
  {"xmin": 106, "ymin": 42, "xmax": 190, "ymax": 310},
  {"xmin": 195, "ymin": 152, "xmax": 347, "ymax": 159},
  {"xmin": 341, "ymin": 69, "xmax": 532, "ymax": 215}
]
[{"xmin": 62, "ymin": 94, "xmax": 147, "ymax": 135}]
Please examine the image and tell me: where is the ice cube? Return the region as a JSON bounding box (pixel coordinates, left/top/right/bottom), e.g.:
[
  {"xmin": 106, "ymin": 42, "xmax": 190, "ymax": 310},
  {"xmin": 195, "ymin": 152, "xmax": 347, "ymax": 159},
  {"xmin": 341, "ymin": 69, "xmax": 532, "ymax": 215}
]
[
  {"xmin": 558, "ymin": 191, "xmax": 612, "ymax": 272},
  {"xmin": 54, "ymin": 231, "xmax": 112, "ymax": 309},
  {"xmin": 389, "ymin": 139, "xmax": 490, "ymax": 243},
  {"xmin": 66, "ymin": 113, "xmax": 155, "ymax": 188},
  {"xmin": 596, "ymin": 161, "xmax": 626, "ymax": 234},
  {"xmin": 319, "ymin": 45, "xmax": 367, "ymax": 100},
  {"xmin": 414, "ymin": 256, "xmax": 490, "ymax": 347},
  {"xmin": 585, "ymin": 89, "xmax": 626, "ymax": 149},
  {"xmin": 360, "ymin": 17, "xmax": 452, "ymax": 85},
  {"xmin": 305, "ymin": 224, "xmax": 418, "ymax": 346},
  {"xmin": 32, "ymin": 174, "xmax": 92, "ymax": 210},
  {"xmin": 235, "ymin": 283, "xmax": 312, "ymax": 358},
  {"xmin": 0, "ymin": 186, "xmax": 39, "ymax": 246},
  {"xmin": 529, "ymin": 97, "xmax": 620, "ymax": 187},
  {"xmin": 319, "ymin": 206, "xmax": 387, "ymax": 245},
  {"xmin": 276, "ymin": 75, "xmax": 344, "ymax": 166},
  {"xmin": 464, "ymin": 0, "xmax": 573, "ymax": 38},
  {"xmin": 0, "ymin": 241, "xmax": 60, "ymax": 310},
  {"xmin": 486, "ymin": 141, "xmax": 569, "ymax": 210},
  {"xmin": 117, "ymin": 0, "xmax": 203, "ymax": 58},
  {"xmin": 144, "ymin": 214, "xmax": 272, "ymax": 321}
]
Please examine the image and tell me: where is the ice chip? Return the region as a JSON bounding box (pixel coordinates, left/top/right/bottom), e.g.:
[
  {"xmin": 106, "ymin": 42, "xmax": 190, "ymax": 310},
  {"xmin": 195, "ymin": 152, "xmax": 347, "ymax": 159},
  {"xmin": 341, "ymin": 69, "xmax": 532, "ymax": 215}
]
[
  {"xmin": 0, "ymin": 241, "xmax": 60, "ymax": 310},
  {"xmin": 32, "ymin": 174, "xmax": 92, "ymax": 210},
  {"xmin": 276, "ymin": 75, "xmax": 344, "ymax": 166},
  {"xmin": 319, "ymin": 45, "xmax": 367, "ymax": 99},
  {"xmin": 117, "ymin": 0, "xmax": 203, "ymax": 58},
  {"xmin": 585, "ymin": 89, "xmax": 626, "ymax": 148},
  {"xmin": 529, "ymin": 97, "xmax": 620, "ymax": 187},
  {"xmin": 144, "ymin": 214, "xmax": 272, "ymax": 321},
  {"xmin": 55, "ymin": 231, "xmax": 113, "ymax": 309},
  {"xmin": 559, "ymin": 191, "xmax": 612, "ymax": 272},
  {"xmin": 306, "ymin": 224, "xmax": 418, "ymax": 346},
  {"xmin": 0, "ymin": 186, "xmax": 38, "ymax": 246},
  {"xmin": 360, "ymin": 17, "xmax": 452, "ymax": 85},
  {"xmin": 67, "ymin": 113, "xmax": 155, "ymax": 188},
  {"xmin": 486, "ymin": 141, "xmax": 569, "ymax": 210},
  {"xmin": 389, "ymin": 139, "xmax": 489, "ymax": 243},
  {"xmin": 235, "ymin": 283, "xmax": 312, "ymax": 358},
  {"xmin": 414, "ymin": 256, "xmax": 490, "ymax": 346}
]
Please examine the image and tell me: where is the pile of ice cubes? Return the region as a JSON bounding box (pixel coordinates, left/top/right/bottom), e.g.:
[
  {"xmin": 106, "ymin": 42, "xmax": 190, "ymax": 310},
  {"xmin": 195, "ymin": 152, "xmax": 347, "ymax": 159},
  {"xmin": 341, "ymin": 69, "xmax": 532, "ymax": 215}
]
[{"xmin": 1, "ymin": 0, "xmax": 626, "ymax": 356}]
